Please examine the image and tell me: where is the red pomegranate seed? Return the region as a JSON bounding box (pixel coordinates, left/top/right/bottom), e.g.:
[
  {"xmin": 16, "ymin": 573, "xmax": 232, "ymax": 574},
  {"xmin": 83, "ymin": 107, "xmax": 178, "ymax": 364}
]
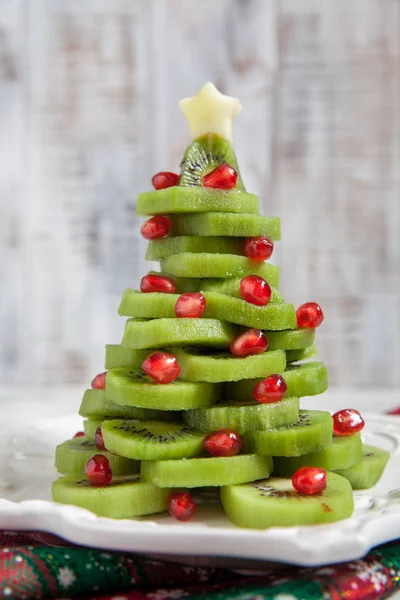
[
  {"xmin": 202, "ymin": 163, "xmax": 237, "ymax": 189},
  {"xmin": 240, "ymin": 275, "xmax": 272, "ymax": 306},
  {"xmin": 140, "ymin": 274, "xmax": 176, "ymax": 294},
  {"xmin": 333, "ymin": 409, "xmax": 365, "ymax": 436},
  {"xmin": 73, "ymin": 431, "xmax": 85, "ymax": 438},
  {"xmin": 244, "ymin": 237, "xmax": 274, "ymax": 261},
  {"xmin": 85, "ymin": 454, "xmax": 112, "ymax": 486},
  {"xmin": 168, "ymin": 492, "xmax": 196, "ymax": 522},
  {"xmin": 203, "ymin": 429, "xmax": 242, "ymax": 457},
  {"xmin": 140, "ymin": 216, "xmax": 170, "ymax": 240},
  {"xmin": 142, "ymin": 351, "xmax": 181, "ymax": 384},
  {"xmin": 230, "ymin": 329, "xmax": 269, "ymax": 357},
  {"xmin": 152, "ymin": 172, "xmax": 180, "ymax": 190},
  {"xmin": 292, "ymin": 467, "xmax": 327, "ymax": 495},
  {"xmin": 94, "ymin": 427, "xmax": 106, "ymax": 451},
  {"xmin": 296, "ymin": 302, "xmax": 324, "ymax": 328},
  {"xmin": 91, "ymin": 372, "xmax": 106, "ymax": 390},
  {"xmin": 388, "ymin": 406, "xmax": 400, "ymax": 415},
  {"xmin": 175, "ymin": 292, "xmax": 206, "ymax": 318},
  {"xmin": 254, "ymin": 374, "xmax": 287, "ymax": 404}
]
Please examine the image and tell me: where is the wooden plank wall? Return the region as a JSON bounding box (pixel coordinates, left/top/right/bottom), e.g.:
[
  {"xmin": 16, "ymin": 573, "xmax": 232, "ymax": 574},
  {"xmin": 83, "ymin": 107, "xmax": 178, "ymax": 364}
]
[{"xmin": 0, "ymin": 0, "xmax": 399, "ymax": 387}]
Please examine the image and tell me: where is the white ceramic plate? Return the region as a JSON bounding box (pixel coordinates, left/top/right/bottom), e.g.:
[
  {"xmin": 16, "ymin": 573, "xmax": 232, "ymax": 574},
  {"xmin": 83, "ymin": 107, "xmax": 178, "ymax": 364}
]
[{"xmin": 0, "ymin": 412, "xmax": 400, "ymax": 567}]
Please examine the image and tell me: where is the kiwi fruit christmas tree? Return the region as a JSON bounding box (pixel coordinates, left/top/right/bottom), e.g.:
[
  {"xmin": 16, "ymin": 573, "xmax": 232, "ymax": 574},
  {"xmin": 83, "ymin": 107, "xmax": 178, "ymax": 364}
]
[{"xmin": 52, "ymin": 83, "xmax": 389, "ymax": 528}]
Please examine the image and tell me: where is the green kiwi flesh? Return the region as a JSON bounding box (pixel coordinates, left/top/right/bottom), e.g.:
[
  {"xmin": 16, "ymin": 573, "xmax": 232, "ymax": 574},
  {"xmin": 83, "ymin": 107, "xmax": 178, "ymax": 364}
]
[
  {"xmin": 335, "ymin": 444, "xmax": 390, "ymax": 489},
  {"xmin": 79, "ymin": 389, "xmax": 177, "ymax": 421}
]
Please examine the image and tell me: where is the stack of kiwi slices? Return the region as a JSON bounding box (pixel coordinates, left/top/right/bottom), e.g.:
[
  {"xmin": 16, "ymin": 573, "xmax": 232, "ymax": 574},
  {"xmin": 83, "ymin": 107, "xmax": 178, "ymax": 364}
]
[{"xmin": 52, "ymin": 84, "xmax": 390, "ymax": 528}]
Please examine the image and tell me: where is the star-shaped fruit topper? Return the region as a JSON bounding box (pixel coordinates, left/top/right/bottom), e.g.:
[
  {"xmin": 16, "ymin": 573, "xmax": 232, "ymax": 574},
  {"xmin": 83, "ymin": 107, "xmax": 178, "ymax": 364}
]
[{"xmin": 179, "ymin": 82, "xmax": 242, "ymax": 143}]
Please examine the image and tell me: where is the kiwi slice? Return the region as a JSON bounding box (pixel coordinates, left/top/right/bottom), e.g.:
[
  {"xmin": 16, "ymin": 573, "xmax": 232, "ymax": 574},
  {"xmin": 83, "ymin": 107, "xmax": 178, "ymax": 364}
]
[
  {"xmin": 220, "ymin": 472, "xmax": 354, "ymax": 529},
  {"xmin": 335, "ymin": 444, "xmax": 390, "ymax": 489},
  {"xmin": 79, "ymin": 389, "xmax": 177, "ymax": 421},
  {"xmin": 173, "ymin": 347, "xmax": 286, "ymax": 383},
  {"xmin": 52, "ymin": 475, "xmax": 172, "ymax": 519},
  {"xmin": 83, "ymin": 418, "xmax": 103, "ymax": 440},
  {"xmin": 161, "ymin": 254, "xmax": 279, "ymax": 286},
  {"xmin": 105, "ymin": 344, "xmax": 151, "ymax": 370},
  {"xmin": 183, "ymin": 396, "xmax": 299, "ymax": 434},
  {"xmin": 266, "ymin": 328, "xmax": 316, "ymax": 351},
  {"xmin": 223, "ymin": 361, "xmax": 328, "ymax": 401},
  {"xmin": 55, "ymin": 436, "xmax": 140, "ymax": 477},
  {"xmin": 273, "ymin": 433, "xmax": 363, "ymax": 476},
  {"xmin": 168, "ymin": 213, "xmax": 280, "ymax": 240},
  {"xmin": 246, "ymin": 410, "xmax": 333, "ymax": 457},
  {"xmin": 101, "ymin": 419, "xmax": 205, "ymax": 460},
  {"xmin": 146, "ymin": 236, "xmax": 246, "ymax": 261},
  {"xmin": 137, "ymin": 188, "xmax": 258, "ymax": 215},
  {"xmin": 286, "ymin": 345, "xmax": 317, "ymax": 363},
  {"xmin": 121, "ymin": 318, "xmax": 239, "ymax": 349},
  {"xmin": 179, "ymin": 134, "xmax": 246, "ymax": 190},
  {"xmin": 106, "ymin": 368, "xmax": 220, "ymax": 410},
  {"xmin": 141, "ymin": 454, "xmax": 273, "ymax": 488},
  {"xmin": 202, "ymin": 292, "xmax": 296, "ymax": 330},
  {"xmin": 118, "ymin": 290, "xmax": 178, "ymax": 318},
  {"xmin": 201, "ymin": 278, "xmax": 283, "ymax": 302}
]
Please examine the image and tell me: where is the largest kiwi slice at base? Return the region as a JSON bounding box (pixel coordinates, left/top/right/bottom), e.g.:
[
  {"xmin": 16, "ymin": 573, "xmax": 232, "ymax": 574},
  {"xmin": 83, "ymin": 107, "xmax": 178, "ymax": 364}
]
[
  {"xmin": 273, "ymin": 433, "xmax": 363, "ymax": 476},
  {"xmin": 79, "ymin": 389, "xmax": 177, "ymax": 421},
  {"xmin": 220, "ymin": 472, "xmax": 354, "ymax": 529},
  {"xmin": 55, "ymin": 437, "xmax": 140, "ymax": 477},
  {"xmin": 141, "ymin": 454, "xmax": 273, "ymax": 488},
  {"xmin": 183, "ymin": 396, "xmax": 299, "ymax": 434},
  {"xmin": 101, "ymin": 419, "xmax": 205, "ymax": 460},
  {"xmin": 106, "ymin": 368, "xmax": 221, "ymax": 410},
  {"xmin": 246, "ymin": 410, "xmax": 333, "ymax": 457},
  {"xmin": 136, "ymin": 188, "xmax": 258, "ymax": 215},
  {"xmin": 168, "ymin": 213, "xmax": 280, "ymax": 240},
  {"xmin": 335, "ymin": 444, "xmax": 390, "ymax": 489},
  {"xmin": 52, "ymin": 475, "xmax": 172, "ymax": 519}
]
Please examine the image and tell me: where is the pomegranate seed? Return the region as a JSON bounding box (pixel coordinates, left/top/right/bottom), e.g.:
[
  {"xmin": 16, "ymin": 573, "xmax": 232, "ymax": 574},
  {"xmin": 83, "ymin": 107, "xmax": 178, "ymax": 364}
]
[
  {"xmin": 240, "ymin": 275, "xmax": 272, "ymax": 306},
  {"xmin": 230, "ymin": 329, "xmax": 268, "ymax": 357},
  {"xmin": 168, "ymin": 492, "xmax": 196, "ymax": 522},
  {"xmin": 254, "ymin": 374, "xmax": 287, "ymax": 404},
  {"xmin": 203, "ymin": 429, "xmax": 242, "ymax": 457},
  {"xmin": 333, "ymin": 409, "xmax": 365, "ymax": 436},
  {"xmin": 388, "ymin": 406, "xmax": 400, "ymax": 415},
  {"xmin": 296, "ymin": 302, "xmax": 324, "ymax": 329},
  {"xmin": 152, "ymin": 172, "xmax": 180, "ymax": 190},
  {"xmin": 175, "ymin": 292, "xmax": 206, "ymax": 318},
  {"xmin": 140, "ymin": 274, "xmax": 176, "ymax": 294},
  {"xmin": 91, "ymin": 372, "xmax": 106, "ymax": 390},
  {"xmin": 94, "ymin": 427, "xmax": 106, "ymax": 451},
  {"xmin": 142, "ymin": 351, "xmax": 181, "ymax": 384},
  {"xmin": 73, "ymin": 431, "xmax": 85, "ymax": 438},
  {"xmin": 292, "ymin": 467, "xmax": 327, "ymax": 495},
  {"xmin": 85, "ymin": 454, "xmax": 112, "ymax": 486},
  {"xmin": 202, "ymin": 163, "xmax": 237, "ymax": 189},
  {"xmin": 244, "ymin": 237, "xmax": 274, "ymax": 261},
  {"xmin": 140, "ymin": 216, "xmax": 170, "ymax": 240}
]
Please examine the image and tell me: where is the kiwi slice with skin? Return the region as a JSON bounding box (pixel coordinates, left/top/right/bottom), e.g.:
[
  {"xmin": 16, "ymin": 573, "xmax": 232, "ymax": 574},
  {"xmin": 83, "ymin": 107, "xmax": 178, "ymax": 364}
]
[
  {"xmin": 201, "ymin": 278, "xmax": 283, "ymax": 302},
  {"xmin": 79, "ymin": 389, "xmax": 177, "ymax": 421},
  {"xmin": 183, "ymin": 396, "xmax": 299, "ymax": 434},
  {"xmin": 141, "ymin": 454, "xmax": 273, "ymax": 488},
  {"xmin": 173, "ymin": 347, "xmax": 286, "ymax": 383},
  {"xmin": 106, "ymin": 369, "xmax": 221, "ymax": 410},
  {"xmin": 273, "ymin": 433, "xmax": 363, "ymax": 476},
  {"xmin": 168, "ymin": 213, "xmax": 280, "ymax": 240},
  {"xmin": 136, "ymin": 188, "xmax": 258, "ymax": 215},
  {"xmin": 101, "ymin": 419, "xmax": 205, "ymax": 461},
  {"xmin": 161, "ymin": 254, "xmax": 279, "ymax": 286},
  {"xmin": 202, "ymin": 292, "xmax": 296, "ymax": 330},
  {"xmin": 105, "ymin": 344, "xmax": 151, "ymax": 370},
  {"xmin": 121, "ymin": 318, "xmax": 239, "ymax": 349},
  {"xmin": 246, "ymin": 410, "xmax": 333, "ymax": 457},
  {"xmin": 220, "ymin": 472, "xmax": 354, "ymax": 529},
  {"xmin": 55, "ymin": 436, "xmax": 140, "ymax": 477},
  {"xmin": 52, "ymin": 475, "xmax": 172, "ymax": 519},
  {"xmin": 266, "ymin": 328, "xmax": 316, "ymax": 351},
  {"xmin": 286, "ymin": 345, "xmax": 317, "ymax": 363},
  {"xmin": 179, "ymin": 134, "xmax": 246, "ymax": 190},
  {"xmin": 146, "ymin": 236, "xmax": 247, "ymax": 261},
  {"xmin": 335, "ymin": 444, "xmax": 390, "ymax": 489}
]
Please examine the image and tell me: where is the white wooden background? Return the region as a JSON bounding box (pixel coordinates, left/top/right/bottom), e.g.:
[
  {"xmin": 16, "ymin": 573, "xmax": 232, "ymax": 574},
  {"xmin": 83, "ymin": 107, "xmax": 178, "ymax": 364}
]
[{"xmin": 0, "ymin": 0, "xmax": 399, "ymax": 387}]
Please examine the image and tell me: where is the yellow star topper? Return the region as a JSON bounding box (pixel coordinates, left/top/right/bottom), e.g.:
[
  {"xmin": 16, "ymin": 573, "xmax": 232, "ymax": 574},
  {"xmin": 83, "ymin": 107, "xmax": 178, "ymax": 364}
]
[{"xmin": 179, "ymin": 82, "xmax": 242, "ymax": 143}]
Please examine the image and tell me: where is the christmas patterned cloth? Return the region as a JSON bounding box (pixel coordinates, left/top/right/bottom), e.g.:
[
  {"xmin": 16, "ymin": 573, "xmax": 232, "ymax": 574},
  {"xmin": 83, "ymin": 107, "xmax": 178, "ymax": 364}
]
[{"xmin": 1, "ymin": 531, "xmax": 400, "ymax": 600}]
